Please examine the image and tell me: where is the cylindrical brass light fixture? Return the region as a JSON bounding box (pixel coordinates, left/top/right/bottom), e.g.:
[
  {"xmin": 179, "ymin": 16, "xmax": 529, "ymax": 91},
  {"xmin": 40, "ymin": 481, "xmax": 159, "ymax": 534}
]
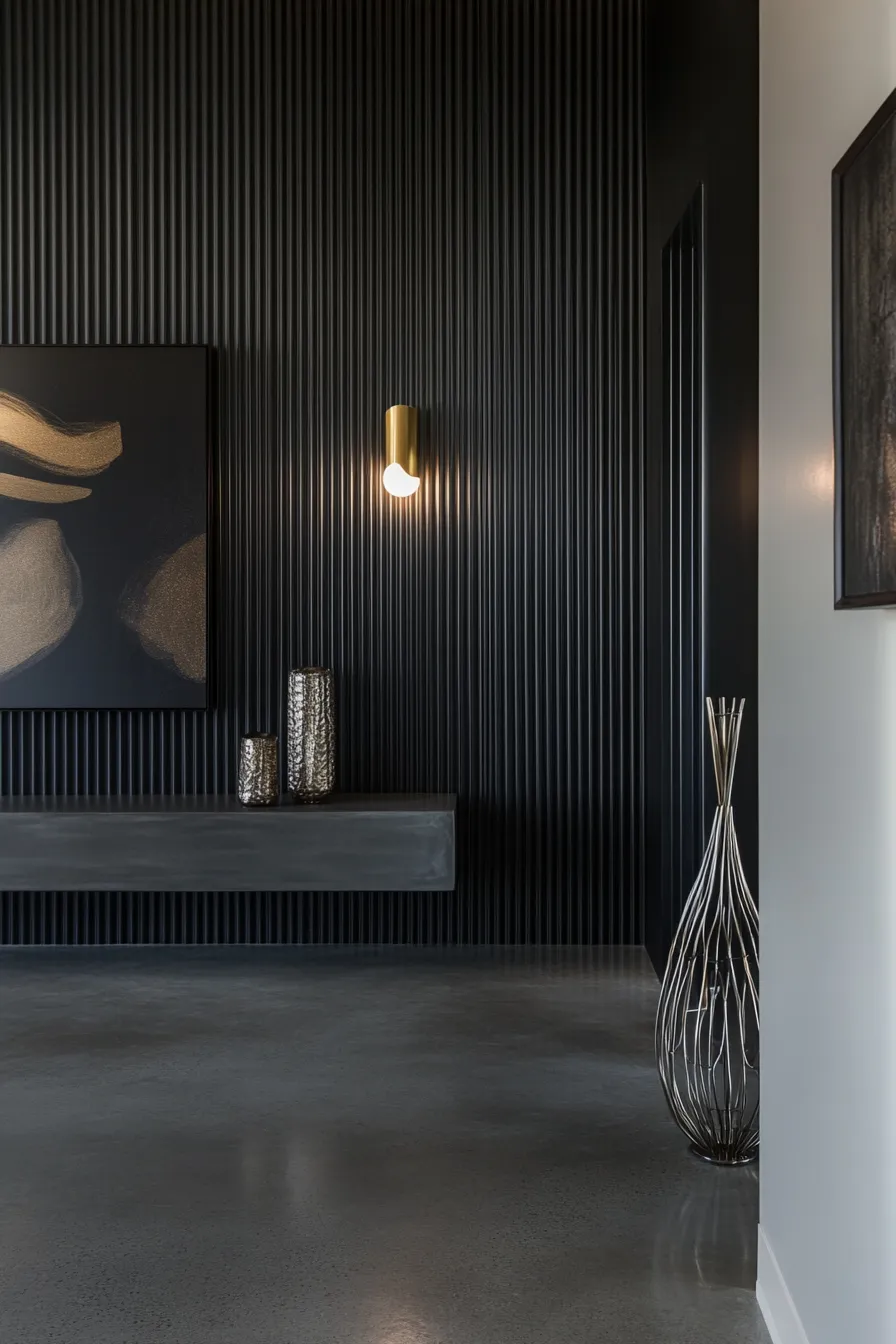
[{"xmin": 383, "ymin": 404, "xmax": 420, "ymax": 497}]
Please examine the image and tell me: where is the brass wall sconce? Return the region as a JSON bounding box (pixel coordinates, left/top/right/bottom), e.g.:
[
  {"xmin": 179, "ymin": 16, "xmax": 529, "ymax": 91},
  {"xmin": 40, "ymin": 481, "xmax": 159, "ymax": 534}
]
[{"xmin": 383, "ymin": 404, "xmax": 420, "ymax": 497}]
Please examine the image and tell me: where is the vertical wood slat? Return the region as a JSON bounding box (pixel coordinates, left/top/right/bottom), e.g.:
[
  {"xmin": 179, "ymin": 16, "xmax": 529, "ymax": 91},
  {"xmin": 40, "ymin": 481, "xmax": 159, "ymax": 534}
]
[{"xmin": 0, "ymin": 0, "xmax": 644, "ymax": 947}]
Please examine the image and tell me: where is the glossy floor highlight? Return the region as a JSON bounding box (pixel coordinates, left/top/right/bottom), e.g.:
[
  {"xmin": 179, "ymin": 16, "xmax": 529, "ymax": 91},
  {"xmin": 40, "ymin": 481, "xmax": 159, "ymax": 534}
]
[{"xmin": 0, "ymin": 949, "xmax": 769, "ymax": 1343}]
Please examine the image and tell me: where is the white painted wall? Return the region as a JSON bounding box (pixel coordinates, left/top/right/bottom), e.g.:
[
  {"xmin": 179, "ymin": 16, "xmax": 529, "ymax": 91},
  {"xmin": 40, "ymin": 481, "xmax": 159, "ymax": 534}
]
[{"xmin": 759, "ymin": 2, "xmax": 896, "ymax": 1342}]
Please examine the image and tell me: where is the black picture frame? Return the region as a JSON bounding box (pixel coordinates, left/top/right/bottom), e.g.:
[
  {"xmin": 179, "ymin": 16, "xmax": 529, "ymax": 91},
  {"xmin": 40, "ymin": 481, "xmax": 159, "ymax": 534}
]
[
  {"xmin": 0, "ymin": 344, "xmax": 210, "ymax": 708},
  {"xmin": 833, "ymin": 87, "xmax": 896, "ymax": 608}
]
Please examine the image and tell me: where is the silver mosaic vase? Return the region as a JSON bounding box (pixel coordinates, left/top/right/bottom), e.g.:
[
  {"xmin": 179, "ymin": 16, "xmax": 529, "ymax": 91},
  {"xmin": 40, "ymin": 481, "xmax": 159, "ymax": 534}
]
[
  {"xmin": 655, "ymin": 698, "xmax": 759, "ymax": 1165},
  {"xmin": 237, "ymin": 732, "xmax": 279, "ymax": 807},
  {"xmin": 287, "ymin": 667, "xmax": 335, "ymax": 802}
]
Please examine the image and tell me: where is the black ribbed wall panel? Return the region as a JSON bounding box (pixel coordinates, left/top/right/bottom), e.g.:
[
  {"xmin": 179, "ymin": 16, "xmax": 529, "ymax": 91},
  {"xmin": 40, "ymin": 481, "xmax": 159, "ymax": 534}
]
[{"xmin": 0, "ymin": 0, "xmax": 643, "ymax": 946}]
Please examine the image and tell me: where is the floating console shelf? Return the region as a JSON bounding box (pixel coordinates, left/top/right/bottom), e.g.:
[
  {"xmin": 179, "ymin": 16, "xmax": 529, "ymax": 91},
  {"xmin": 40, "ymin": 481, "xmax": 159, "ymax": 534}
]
[{"xmin": 0, "ymin": 794, "xmax": 456, "ymax": 893}]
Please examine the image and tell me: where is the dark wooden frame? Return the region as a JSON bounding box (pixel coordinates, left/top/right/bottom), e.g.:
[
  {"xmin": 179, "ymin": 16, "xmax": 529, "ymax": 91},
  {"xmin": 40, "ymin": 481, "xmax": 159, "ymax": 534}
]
[{"xmin": 832, "ymin": 86, "xmax": 896, "ymax": 608}]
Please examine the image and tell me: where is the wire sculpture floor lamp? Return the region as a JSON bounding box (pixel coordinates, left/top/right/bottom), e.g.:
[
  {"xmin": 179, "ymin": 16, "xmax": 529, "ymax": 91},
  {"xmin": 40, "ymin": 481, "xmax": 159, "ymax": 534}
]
[{"xmin": 656, "ymin": 698, "xmax": 760, "ymax": 1165}]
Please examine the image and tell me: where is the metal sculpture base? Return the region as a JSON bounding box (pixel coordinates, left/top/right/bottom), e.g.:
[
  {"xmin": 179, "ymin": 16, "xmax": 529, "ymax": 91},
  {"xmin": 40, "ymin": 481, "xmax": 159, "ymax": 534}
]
[
  {"xmin": 656, "ymin": 698, "xmax": 760, "ymax": 1167},
  {"xmin": 689, "ymin": 1144, "xmax": 758, "ymax": 1167}
]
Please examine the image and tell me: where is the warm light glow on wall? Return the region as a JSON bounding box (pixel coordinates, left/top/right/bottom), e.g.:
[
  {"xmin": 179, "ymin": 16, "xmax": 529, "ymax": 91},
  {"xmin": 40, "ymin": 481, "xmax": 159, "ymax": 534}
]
[{"xmin": 383, "ymin": 405, "xmax": 420, "ymax": 497}]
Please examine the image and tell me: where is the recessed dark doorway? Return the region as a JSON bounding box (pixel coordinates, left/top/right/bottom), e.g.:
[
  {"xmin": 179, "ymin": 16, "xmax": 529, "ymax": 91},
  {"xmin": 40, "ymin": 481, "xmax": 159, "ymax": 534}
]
[{"xmin": 648, "ymin": 187, "xmax": 707, "ymax": 971}]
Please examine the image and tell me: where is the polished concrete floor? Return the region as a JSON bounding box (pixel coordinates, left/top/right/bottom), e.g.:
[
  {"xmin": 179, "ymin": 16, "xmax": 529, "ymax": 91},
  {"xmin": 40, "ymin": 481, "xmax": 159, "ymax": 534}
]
[{"xmin": 0, "ymin": 949, "xmax": 769, "ymax": 1344}]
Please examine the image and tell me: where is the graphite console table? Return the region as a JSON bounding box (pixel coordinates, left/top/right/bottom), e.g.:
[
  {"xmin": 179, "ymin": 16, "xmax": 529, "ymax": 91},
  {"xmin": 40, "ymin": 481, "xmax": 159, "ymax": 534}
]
[{"xmin": 0, "ymin": 794, "xmax": 456, "ymax": 893}]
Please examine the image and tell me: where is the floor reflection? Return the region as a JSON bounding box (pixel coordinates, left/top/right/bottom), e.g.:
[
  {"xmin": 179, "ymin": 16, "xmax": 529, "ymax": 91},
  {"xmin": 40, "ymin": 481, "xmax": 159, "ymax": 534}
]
[
  {"xmin": 653, "ymin": 1163, "xmax": 759, "ymax": 1297},
  {"xmin": 0, "ymin": 949, "xmax": 770, "ymax": 1344}
]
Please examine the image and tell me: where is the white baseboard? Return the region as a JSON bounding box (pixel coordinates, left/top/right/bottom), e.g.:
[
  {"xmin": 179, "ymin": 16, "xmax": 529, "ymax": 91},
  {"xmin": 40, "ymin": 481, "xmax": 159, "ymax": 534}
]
[{"xmin": 756, "ymin": 1225, "xmax": 811, "ymax": 1344}]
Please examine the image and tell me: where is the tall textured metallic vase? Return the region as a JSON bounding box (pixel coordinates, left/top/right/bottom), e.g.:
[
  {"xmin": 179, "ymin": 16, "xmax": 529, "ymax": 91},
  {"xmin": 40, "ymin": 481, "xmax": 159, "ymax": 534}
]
[
  {"xmin": 656, "ymin": 698, "xmax": 759, "ymax": 1165},
  {"xmin": 237, "ymin": 733, "xmax": 279, "ymax": 807},
  {"xmin": 287, "ymin": 667, "xmax": 335, "ymax": 802}
]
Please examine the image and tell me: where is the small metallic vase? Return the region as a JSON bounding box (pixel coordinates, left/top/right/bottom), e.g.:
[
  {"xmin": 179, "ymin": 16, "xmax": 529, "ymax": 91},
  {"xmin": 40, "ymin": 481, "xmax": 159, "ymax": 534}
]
[
  {"xmin": 237, "ymin": 733, "xmax": 279, "ymax": 807},
  {"xmin": 287, "ymin": 667, "xmax": 335, "ymax": 802}
]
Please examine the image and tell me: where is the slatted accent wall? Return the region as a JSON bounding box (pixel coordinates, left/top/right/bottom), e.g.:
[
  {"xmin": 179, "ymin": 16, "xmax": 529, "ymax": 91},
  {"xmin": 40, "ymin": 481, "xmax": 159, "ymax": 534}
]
[{"xmin": 0, "ymin": 0, "xmax": 644, "ymax": 946}]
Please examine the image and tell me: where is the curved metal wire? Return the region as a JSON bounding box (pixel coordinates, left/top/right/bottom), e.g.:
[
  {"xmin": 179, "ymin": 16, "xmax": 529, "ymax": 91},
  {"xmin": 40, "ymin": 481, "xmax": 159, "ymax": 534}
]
[{"xmin": 655, "ymin": 698, "xmax": 759, "ymax": 1165}]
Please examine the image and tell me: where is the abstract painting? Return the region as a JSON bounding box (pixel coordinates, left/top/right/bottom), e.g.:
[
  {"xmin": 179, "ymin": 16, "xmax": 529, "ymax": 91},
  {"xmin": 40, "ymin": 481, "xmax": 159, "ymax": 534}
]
[
  {"xmin": 0, "ymin": 347, "xmax": 208, "ymax": 707},
  {"xmin": 833, "ymin": 88, "xmax": 896, "ymax": 607}
]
